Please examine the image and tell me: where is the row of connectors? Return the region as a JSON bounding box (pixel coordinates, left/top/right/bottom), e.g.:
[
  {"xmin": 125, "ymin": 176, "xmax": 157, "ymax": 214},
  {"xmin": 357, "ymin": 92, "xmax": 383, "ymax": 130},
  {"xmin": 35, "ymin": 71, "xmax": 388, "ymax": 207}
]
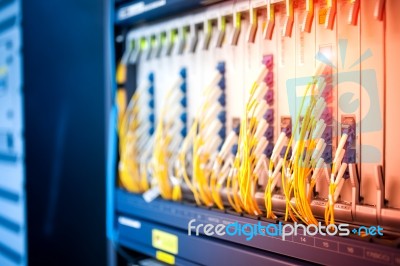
[
  {"xmin": 320, "ymin": 67, "xmax": 333, "ymax": 163},
  {"xmin": 262, "ymin": 54, "xmax": 275, "ymax": 159},
  {"xmin": 216, "ymin": 61, "xmax": 227, "ymax": 149},
  {"xmin": 147, "ymin": 72, "xmax": 156, "ymax": 136},
  {"xmin": 178, "ymin": 67, "xmax": 188, "ymax": 138},
  {"xmin": 165, "ymin": 67, "xmax": 188, "ymax": 155},
  {"xmin": 136, "ymin": 72, "xmax": 156, "ymax": 152},
  {"xmin": 134, "ymin": 72, "xmax": 156, "ymax": 162}
]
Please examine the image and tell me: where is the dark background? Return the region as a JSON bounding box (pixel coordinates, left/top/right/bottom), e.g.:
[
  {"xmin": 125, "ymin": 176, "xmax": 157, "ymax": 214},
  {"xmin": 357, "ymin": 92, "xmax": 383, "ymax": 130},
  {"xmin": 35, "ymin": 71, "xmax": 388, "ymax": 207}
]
[{"xmin": 23, "ymin": 0, "xmax": 108, "ymax": 265}]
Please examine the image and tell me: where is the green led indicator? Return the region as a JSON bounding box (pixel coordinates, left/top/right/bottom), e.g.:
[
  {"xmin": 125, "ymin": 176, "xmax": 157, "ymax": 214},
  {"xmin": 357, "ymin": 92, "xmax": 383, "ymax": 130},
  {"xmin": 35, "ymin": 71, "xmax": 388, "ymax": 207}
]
[
  {"xmin": 170, "ymin": 29, "xmax": 178, "ymax": 44},
  {"xmin": 204, "ymin": 20, "xmax": 212, "ymax": 35},
  {"xmin": 130, "ymin": 39, "xmax": 136, "ymax": 51},
  {"xmin": 183, "ymin": 26, "xmax": 189, "ymax": 40},
  {"xmin": 151, "ymin": 35, "xmax": 157, "ymax": 48},
  {"xmin": 219, "ymin": 16, "xmax": 226, "ymax": 32},
  {"xmin": 234, "ymin": 12, "xmax": 241, "ymax": 29},
  {"xmin": 161, "ymin": 32, "xmax": 167, "ymax": 45},
  {"xmin": 140, "ymin": 37, "xmax": 148, "ymax": 50}
]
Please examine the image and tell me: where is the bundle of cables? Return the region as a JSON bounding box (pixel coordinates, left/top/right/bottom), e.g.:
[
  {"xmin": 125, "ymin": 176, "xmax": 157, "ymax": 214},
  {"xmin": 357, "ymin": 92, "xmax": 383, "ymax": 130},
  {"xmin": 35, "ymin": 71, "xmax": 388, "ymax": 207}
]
[
  {"xmin": 277, "ymin": 66, "xmax": 327, "ymax": 225},
  {"xmin": 227, "ymin": 63, "xmax": 270, "ymax": 216},
  {"xmin": 278, "ymin": 65, "xmax": 350, "ymax": 226},
  {"xmin": 150, "ymin": 68, "xmax": 187, "ymax": 201},
  {"xmin": 176, "ymin": 62, "xmax": 227, "ymax": 206},
  {"xmin": 118, "ymin": 72, "xmax": 155, "ymax": 193},
  {"xmin": 210, "ymin": 126, "xmax": 240, "ymax": 210}
]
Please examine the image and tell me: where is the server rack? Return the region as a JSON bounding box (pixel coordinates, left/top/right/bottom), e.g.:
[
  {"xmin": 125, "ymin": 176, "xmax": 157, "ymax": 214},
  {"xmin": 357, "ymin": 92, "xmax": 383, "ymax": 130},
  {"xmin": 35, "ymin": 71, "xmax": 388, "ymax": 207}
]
[{"xmin": 107, "ymin": 1, "xmax": 400, "ymax": 265}]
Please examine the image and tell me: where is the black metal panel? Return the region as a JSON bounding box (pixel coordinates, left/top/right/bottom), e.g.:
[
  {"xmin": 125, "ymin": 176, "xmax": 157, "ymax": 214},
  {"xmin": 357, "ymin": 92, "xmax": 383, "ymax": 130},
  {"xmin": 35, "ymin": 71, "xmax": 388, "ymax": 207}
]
[
  {"xmin": 116, "ymin": 189, "xmax": 400, "ymax": 266},
  {"xmin": 115, "ymin": 0, "xmax": 223, "ymax": 25},
  {"xmin": 23, "ymin": 0, "xmax": 108, "ymax": 265}
]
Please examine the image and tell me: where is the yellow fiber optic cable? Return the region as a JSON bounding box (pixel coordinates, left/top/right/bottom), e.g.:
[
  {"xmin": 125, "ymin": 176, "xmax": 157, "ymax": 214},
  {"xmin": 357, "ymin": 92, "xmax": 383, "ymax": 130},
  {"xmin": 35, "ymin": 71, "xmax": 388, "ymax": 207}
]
[
  {"xmin": 234, "ymin": 73, "xmax": 269, "ymax": 216},
  {"xmin": 118, "ymin": 72, "xmax": 156, "ymax": 194},
  {"xmin": 176, "ymin": 66, "xmax": 226, "ymax": 207},
  {"xmin": 118, "ymin": 91, "xmax": 147, "ymax": 193},
  {"xmin": 278, "ymin": 66, "xmax": 329, "ymax": 225}
]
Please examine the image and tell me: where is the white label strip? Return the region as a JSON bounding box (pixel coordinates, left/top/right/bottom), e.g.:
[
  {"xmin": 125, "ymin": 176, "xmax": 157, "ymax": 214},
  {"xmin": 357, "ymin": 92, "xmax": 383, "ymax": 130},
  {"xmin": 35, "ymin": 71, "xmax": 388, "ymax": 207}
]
[{"xmin": 118, "ymin": 216, "xmax": 142, "ymax": 229}]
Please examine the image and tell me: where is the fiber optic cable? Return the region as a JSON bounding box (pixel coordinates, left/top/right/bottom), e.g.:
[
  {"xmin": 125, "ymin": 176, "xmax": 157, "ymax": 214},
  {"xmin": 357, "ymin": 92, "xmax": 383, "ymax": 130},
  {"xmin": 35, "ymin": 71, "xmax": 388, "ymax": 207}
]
[
  {"xmin": 233, "ymin": 63, "xmax": 270, "ymax": 216},
  {"xmin": 277, "ymin": 66, "xmax": 328, "ymax": 225},
  {"xmin": 116, "ymin": 62, "xmax": 128, "ymax": 126},
  {"xmin": 118, "ymin": 73, "xmax": 155, "ymax": 193},
  {"xmin": 150, "ymin": 68, "xmax": 187, "ymax": 201},
  {"xmin": 210, "ymin": 127, "xmax": 239, "ymax": 210},
  {"xmin": 278, "ymin": 65, "xmax": 351, "ymax": 226},
  {"xmin": 325, "ymin": 134, "xmax": 349, "ymax": 225},
  {"xmin": 175, "ymin": 62, "xmax": 226, "ymax": 207}
]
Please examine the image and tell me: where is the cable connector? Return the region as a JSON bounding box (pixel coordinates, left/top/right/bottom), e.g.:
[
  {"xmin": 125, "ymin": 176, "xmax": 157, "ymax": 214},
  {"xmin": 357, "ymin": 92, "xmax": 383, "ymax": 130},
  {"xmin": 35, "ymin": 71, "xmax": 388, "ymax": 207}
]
[
  {"xmin": 216, "ymin": 61, "xmax": 225, "ymax": 74},
  {"xmin": 262, "ymin": 54, "xmax": 273, "ymax": 68}
]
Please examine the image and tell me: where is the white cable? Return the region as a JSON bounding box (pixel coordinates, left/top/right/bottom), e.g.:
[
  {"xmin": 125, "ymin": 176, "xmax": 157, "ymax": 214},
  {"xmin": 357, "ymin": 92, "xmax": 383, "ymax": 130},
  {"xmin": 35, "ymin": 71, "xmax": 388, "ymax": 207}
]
[
  {"xmin": 314, "ymin": 123, "xmax": 326, "ymax": 141},
  {"xmin": 254, "ymin": 137, "xmax": 268, "ymax": 158},
  {"xmin": 322, "ymin": 162, "xmax": 331, "ymax": 184},
  {"xmin": 140, "ymin": 135, "xmax": 155, "ymax": 163},
  {"xmin": 313, "ymin": 101, "xmax": 327, "ymax": 122},
  {"xmin": 254, "ymin": 119, "xmax": 268, "ymax": 140},
  {"xmin": 271, "ymin": 157, "xmax": 284, "ymax": 180},
  {"xmin": 333, "ymin": 149, "xmax": 346, "ymax": 176},
  {"xmin": 311, "ymin": 158, "xmax": 325, "ymax": 181},
  {"xmin": 255, "ymin": 66, "xmax": 269, "ymax": 85},
  {"xmin": 334, "ymin": 134, "xmax": 349, "ymax": 163},
  {"xmin": 335, "ymin": 163, "xmax": 348, "ymax": 185},
  {"xmin": 312, "ymin": 138, "xmax": 325, "ymax": 160},
  {"xmin": 203, "ymin": 135, "xmax": 222, "ymax": 154},
  {"xmin": 315, "ymin": 142, "xmax": 327, "ymax": 164},
  {"xmin": 333, "ymin": 163, "xmax": 348, "ymax": 202},
  {"xmin": 203, "ymin": 72, "xmax": 223, "ymax": 96},
  {"xmin": 271, "ymin": 132, "xmax": 287, "ymax": 162},
  {"xmin": 333, "ymin": 178, "xmax": 345, "ymax": 202},
  {"xmin": 252, "ymin": 83, "xmax": 268, "ymax": 101},
  {"xmin": 135, "ymin": 123, "xmax": 151, "ymax": 139},
  {"xmin": 202, "ymin": 120, "xmax": 222, "ymax": 140},
  {"xmin": 312, "ymin": 119, "xmax": 325, "ymax": 140},
  {"xmin": 203, "ymin": 104, "xmax": 223, "ymax": 126},
  {"xmin": 168, "ymin": 88, "xmax": 184, "ymax": 105},
  {"xmin": 206, "ymin": 86, "xmax": 223, "ymax": 103},
  {"xmin": 136, "ymin": 92, "xmax": 151, "ymax": 107},
  {"xmin": 219, "ymin": 156, "xmax": 234, "ymax": 179},
  {"xmin": 168, "ymin": 119, "xmax": 184, "ymax": 136},
  {"xmin": 290, "ymin": 141, "xmax": 300, "ymax": 161},
  {"xmin": 218, "ymin": 158, "xmax": 235, "ymax": 186},
  {"xmin": 166, "ymin": 104, "xmax": 184, "ymax": 122},
  {"xmin": 313, "ymin": 98, "xmax": 325, "ymax": 116},
  {"xmin": 252, "ymin": 100, "xmax": 268, "ymax": 119},
  {"xmin": 136, "ymin": 81, "xmax": 151, "ymax": 95},
  {"xmin": 254, "ymin": 154, "xmax": 267, "ymax": 174},
  {"xmin": 219, "ymin": 131, "xmax": 238, "ymax": 159},
  {"xmin": 168, "ymin": 135, "xmax": 183, "ymax": 154},
  {"xmin": 137, "ymin": 134, "xmax": 151, "ymax": 153}
]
